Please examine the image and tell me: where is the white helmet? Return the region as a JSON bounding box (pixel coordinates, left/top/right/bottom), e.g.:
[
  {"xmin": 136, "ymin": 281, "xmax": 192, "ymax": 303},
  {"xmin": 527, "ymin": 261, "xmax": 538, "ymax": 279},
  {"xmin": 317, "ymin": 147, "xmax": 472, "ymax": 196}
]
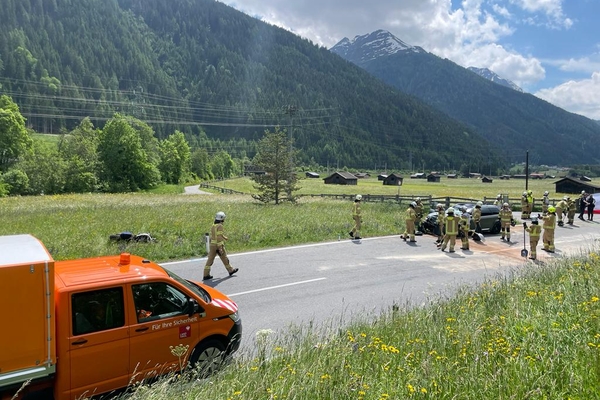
[
  {"xmin": 544, "ymin": 191, "xmax": 549, "ymax": 196},
  {"xmin": 447, "ymin": 207, "xmax": 455, "ymax": 214},
  {"xmin": 563, "ymin": 196, "xmax": 568, "ymax": 201},
  {"xmin": 523, "ymin": 191, "xmax": 527, "ymax": 196},
  {"xmin": 436, "ymin": 203, "xmax": 444, "ymax": 210},
  {"xmin": 503, "ymin": 202, "xmax": 509, "ymax": 207},
  {"xmin": 476, "ymin": 201, "xmax": 483, "ymax": 207},
  {"xmin": 410, "ymin": 201, "xmax": 417, "ymax": 207},
  {"xmin": 355, "ymin": 194, "xmax": 362, "ymax": 201},
  {"xmin": 582, "ymin": 190, "xmax": 586, "ymax": 194},
  {"xmin": 215, "ymin": 211, "xmax": 226, "ymax": 221},
  {"xmin": 496, "ymin": 194, "xmax": 501, "ymax": 199},
  {"xmin": 416, "ymin": 197, "xmax": 421, "ymax": 202}
]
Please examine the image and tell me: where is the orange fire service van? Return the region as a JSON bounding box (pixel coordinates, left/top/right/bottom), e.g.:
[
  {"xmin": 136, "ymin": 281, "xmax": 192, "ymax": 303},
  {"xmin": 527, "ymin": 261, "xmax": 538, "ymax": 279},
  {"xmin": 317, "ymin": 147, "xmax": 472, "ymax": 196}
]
[{"xmin": 0, "ymin": 234, "xmax": 242, "ymax": 400}]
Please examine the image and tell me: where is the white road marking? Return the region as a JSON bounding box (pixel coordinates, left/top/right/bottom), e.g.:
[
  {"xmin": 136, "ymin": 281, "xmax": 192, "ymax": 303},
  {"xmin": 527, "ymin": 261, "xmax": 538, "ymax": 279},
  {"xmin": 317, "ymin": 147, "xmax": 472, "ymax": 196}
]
[{"xmin": 227, "ymin": 278, "xmax": 327, "ymax": 297}]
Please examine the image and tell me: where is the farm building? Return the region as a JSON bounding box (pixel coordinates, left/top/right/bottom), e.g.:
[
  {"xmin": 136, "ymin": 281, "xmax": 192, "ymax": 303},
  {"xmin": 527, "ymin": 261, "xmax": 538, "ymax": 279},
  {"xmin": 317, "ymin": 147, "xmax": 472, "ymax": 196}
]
[
  {"xmin": 244, "ymin": 165, "xmax": 266, "ymax": 176},
  {"xmin": 580, "ymin": 175, "xmax": 592, "ymax": 182},
  {"xmin": 530, "ymin": 173, "xmax": 545, "ymax": 179},
  {"xmin": 377, "ymin": 174, "xmax": 388, "ymax": 181},
  {"xmin": 354, "ymin": 172, "xmax": 370, "ymax": 179},
  {"xmin": 512, "ymin": 174, "xmax": 527, "ymax": 179},
  {"xmin": 554, "ymin": 176, "xmax": 600, "ymax": 194},
  {"xmin": 427, "ymin": 174, "xmax": 441, "ymax": 183},
  {"xmin": 499, "ymin": 175, "xmax": 511, "ymax": 180},
  {"xmin": 323, "ymin": 171, "xmax": 358, "ymax": 185},
  {"xmin": 383, "ymin": 173, "xmax": 403, "ymax": 186},
  {"xmin": 410, "ymin": 173, "xmax": 426, "ymax": 179},
  {"xmin": 468, "ymin": 172, "xmax": 482, "ymax": 179},
  {"xmin": 305, "ymin": 172, "xmax": 320, "ymax": 178},
  {"xmin": 447, "ymin": 174, "xmax": 457, "ymax": 179},
  {"xmin": 482, "ymin": 176, "xmax": 493, "ymax": 183}
]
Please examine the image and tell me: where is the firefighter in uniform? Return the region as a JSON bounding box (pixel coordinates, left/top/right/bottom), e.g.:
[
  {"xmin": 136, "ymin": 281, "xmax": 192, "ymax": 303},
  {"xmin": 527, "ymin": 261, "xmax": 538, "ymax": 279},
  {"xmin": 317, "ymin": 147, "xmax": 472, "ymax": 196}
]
[
  {"xmin": 440, "ymin": 207, "xmax": 458, "ymax": 253},
  {"xmin": 473, "ymin": 201, "xmax": 483, "ymax": 234},
  {"xmin": 349, "ymin": 194, "xmax": 362, "ymax": 239},
  {"xmin": 436, "ymin": 203, "xmax": 445, "ymax": 244},
  {"xmin": 555, "ymin": 196, "xmax": 567, "ymax": 226},
  {"xmin": 414, "ymin": 197, "xmax": 424, "ymax": 233},
  {"xmin": 520, "ymin": 191, "xmax": 529, "ymax": 219},
  {"xmin": 403, "ymin": 201, "xmax": 417, "ymax": 242},
  {"xmin": 541, "ymin": 206, "xmax": 556, "ymax": 253},
  {"xmin": 459, "ymin": 207, "xmax": 470, "ymax": 251},
  {"xmin": 499, "ymin": 202, "xmax": 514, "ymax": 242},
  {"xmin": 578, "ymin": 190, "xmax": 587, "ymax": 221},
  {"xmin": 542, "ymin": 191, "xmax": 550, "ymax": 215},
  {"xmin": 494, "ymin": 194, "xmax": 502, "ymax": 208},
  {"xmin": 523, "ymin": 217, "xmax": 541, "ymax": 260},
  {"xmin": 566, "ymin": 196, "xmax": 576, "ymax": 225},
  {"xmin": 203, "ymin": 211, "xmax": 238, "ymax": 280},
  {"xmin": 526, "ymin": 190, "xmax": 534, "ymax": 218}
]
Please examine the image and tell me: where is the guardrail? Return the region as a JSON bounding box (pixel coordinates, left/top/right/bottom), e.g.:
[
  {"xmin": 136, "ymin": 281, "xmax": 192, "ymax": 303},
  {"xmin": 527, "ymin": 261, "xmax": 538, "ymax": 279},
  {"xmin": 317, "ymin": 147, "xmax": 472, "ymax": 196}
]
[{"xmin": 198, "ymin": 183, "xmax": 247, "ymax": 195}]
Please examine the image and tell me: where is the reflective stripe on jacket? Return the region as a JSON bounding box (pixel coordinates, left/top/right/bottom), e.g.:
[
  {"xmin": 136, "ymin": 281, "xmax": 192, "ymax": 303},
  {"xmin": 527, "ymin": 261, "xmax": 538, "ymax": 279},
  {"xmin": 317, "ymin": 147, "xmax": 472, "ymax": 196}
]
[
  {"xmin": 445, "ymin": 216, "xmax": 458, "ymax": 235},
  {"xmin": 210, "ymin": 223, "xmax": 225, "ymax": 245}
]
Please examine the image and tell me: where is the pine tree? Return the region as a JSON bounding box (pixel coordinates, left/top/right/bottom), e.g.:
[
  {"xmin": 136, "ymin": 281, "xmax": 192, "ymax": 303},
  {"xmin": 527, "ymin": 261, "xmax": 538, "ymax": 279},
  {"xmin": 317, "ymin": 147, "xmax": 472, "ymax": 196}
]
[{"xmin": 251, "ymin": 127, "xmax": 298, "ymax": 204}]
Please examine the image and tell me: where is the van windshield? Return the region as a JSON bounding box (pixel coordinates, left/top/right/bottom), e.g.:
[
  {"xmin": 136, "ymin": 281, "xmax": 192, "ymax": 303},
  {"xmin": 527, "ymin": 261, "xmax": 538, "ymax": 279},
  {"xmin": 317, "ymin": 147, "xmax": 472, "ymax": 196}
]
[{"xmin": 164, "ymin": 268, "xmax": 211, "ymax": 303}]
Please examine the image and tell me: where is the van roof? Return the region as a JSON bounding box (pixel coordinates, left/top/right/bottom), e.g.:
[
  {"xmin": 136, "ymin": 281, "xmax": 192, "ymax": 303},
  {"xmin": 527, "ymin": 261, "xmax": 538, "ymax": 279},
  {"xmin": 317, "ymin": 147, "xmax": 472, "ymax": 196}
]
[
  {"xmin": 54, "ymin": 254, "xmax": 169, "ymax": 289},
  {"xmin": 0, "ymin": 234, "xmax": 53, "ymax": 266}
]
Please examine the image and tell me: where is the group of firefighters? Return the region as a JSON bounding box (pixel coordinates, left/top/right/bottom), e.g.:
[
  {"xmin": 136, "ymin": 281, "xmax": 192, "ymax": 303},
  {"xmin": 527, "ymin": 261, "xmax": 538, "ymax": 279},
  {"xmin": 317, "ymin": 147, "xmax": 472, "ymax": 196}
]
[{"xmin": 349, "ymin": 189, "xmax": 592, "ymax": 261}]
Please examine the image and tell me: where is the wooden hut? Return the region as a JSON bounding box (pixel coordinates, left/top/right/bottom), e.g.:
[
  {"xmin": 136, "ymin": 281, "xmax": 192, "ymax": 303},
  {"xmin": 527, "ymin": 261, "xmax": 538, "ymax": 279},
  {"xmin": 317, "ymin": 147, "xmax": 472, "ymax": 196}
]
[
  {"xmin": 482, "ymin": 176, "xmax": 493, "ymax": 183},
  {"xmin": 305, "ymin": 172, "xmax": 320, "ymax": 178},
  {"xmin": 323, "ymin": 171, "xmax": 358, "ymax": 185},
  {"xmin": 554, "ymin": 176, "xmax": 600, "ymax": 194},
  {"xmin": 427, "ymin": 174, "xmax": 441, "ymax": 183},
  {"xmin": 383, "ymin": 173, "xmax": 403, "ymax": 186}
]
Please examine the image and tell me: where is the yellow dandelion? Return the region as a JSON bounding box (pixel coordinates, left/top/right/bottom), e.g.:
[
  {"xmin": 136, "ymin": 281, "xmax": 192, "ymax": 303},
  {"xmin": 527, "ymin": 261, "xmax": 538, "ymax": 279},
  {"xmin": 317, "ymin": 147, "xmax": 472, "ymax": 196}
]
[{"xmin": 421, "ymin": 387, "xmax": 427, "ymax": 394}]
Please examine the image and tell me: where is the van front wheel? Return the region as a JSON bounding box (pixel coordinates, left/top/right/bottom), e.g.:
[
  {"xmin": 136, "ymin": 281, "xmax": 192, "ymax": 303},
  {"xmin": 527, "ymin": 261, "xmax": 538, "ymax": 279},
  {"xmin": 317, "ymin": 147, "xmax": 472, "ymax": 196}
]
[{"xmin": 189, "ymin": 339, "xmax": 226, "ymax": 377}]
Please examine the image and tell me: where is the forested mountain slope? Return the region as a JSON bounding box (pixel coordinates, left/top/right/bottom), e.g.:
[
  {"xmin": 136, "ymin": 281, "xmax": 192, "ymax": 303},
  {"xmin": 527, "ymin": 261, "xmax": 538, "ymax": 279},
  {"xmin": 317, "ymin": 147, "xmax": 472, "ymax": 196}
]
[
  {"xmin": 0, "ymin": 0, "xmax": 502, "ymax": 170},
  {"xmin": 331, "ymin": 30, "xmax": 600, "ymax": 166}
]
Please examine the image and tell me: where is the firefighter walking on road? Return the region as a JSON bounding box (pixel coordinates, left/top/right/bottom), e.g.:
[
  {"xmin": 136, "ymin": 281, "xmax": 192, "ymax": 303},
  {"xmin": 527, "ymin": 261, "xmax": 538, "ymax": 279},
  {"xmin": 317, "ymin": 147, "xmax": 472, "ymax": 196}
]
[
  {"xmin": 541, "ymin": 206, "xmax": 557, "ymax": 253},
  {"xmin": 402, "ymin": 201, "xmax": 418, "ymax": 242},
  {"xmin": 203, "ymin": 211, "xmax": 238, "ymax": 280},
  {"xmin": 349, "ymin": 195, "xmax": 363, "ymax": 240},
  {"xmin": 499, "ymin": 202, "xmax": 514, "ymax": 242},
  {"xmin": 440, "ymin": 208, "xmax": 458, "ymax": 253},
  {"xmin": 523, "ymin": 218, "xmax": 541, "ymax": 260}
]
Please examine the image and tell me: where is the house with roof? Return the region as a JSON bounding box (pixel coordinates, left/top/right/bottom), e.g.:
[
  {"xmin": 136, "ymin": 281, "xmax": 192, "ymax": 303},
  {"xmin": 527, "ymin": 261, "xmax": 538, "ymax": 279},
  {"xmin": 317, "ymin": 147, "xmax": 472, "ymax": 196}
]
[
  {"xmin": 383, "ymin": 173, "xmax": 403, "ymax": 186},
  {"xmin": 554, "ymin": 176, "xmax": 600, "ymax": 194},
  {"xmin": 323, "ymin": 171, "xmax": 358, "ymax": 185}
]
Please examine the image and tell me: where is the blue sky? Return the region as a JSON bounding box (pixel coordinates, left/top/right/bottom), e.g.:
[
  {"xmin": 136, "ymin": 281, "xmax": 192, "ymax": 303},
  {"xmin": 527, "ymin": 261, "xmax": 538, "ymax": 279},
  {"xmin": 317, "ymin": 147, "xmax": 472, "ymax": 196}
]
[{"xmin": 225, "ymin": 0, "xmax": 600, "ymax": 120}]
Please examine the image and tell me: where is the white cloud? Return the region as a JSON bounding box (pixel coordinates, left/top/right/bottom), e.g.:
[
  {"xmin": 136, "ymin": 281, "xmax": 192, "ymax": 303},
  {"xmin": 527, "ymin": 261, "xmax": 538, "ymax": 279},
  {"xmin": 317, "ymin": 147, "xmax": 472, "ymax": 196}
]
[
  {"xmin": 509, "ymin": 0, "xmax": 573, "ymax": 28},
  {"xmin": 492, "ymin": 4, "xmax": 512, "ymax": 18},
  {"xmin": 535, "ymin": 72, "xmax": 600, "ymax": 119}
]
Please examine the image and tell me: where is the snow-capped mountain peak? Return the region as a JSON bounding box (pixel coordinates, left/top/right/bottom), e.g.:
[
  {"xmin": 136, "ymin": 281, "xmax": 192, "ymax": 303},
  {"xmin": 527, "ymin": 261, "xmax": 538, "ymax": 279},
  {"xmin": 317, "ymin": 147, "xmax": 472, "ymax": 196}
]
[
  {"xmin": 330, "ymin": 30, "xmax": 425, "ymax": 64},
  {"xmin": 467, "ymin": 67, "xmax": 523, "ymax": 92}
]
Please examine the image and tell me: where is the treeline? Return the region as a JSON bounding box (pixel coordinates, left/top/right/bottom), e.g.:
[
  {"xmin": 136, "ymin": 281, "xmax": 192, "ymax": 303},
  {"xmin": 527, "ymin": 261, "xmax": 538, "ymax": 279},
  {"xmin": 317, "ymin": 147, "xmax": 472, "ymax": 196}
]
[
  {"xmin": 0, "ymin": 95, "xmax": 255, "ymax": 196},
  {"xmin": 0, "ymin": 0, "xmax": 505, "ymax": 171}
]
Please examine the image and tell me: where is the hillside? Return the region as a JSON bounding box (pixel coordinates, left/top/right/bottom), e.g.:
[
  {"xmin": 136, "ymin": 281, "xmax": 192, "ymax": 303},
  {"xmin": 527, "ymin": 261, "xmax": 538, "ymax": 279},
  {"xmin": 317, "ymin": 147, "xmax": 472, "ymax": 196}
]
[
  {"xmin": 330, "ymin": 30, "xmax": 600, "ymax": 166},
  {"xmin": 0, "ymin": 0, "xmax": 502, "ymax": 171}
]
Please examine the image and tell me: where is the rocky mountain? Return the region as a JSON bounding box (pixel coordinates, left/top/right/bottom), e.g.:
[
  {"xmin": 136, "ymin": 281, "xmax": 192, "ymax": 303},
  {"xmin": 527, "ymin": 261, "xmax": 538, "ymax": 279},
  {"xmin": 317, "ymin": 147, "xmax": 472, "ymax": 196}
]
[
  {"xmin": 331, "ymin": 30, "xmax": 600, "ymax": 166},
  {"xmin": 467, "ymin": 67, "xmax": 523, "ymax": 92}
]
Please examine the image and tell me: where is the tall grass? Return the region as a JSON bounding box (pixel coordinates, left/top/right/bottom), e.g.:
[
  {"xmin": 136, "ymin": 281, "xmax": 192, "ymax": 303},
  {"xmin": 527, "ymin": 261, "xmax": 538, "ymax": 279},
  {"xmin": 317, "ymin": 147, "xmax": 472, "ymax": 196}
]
[
  {"xmin": 0, "ymin": 193, "xmax": 401, "ymax": 261},
  {"xmin": 125, "ymin": 251, "xmax": 600, "ymax": 399}
]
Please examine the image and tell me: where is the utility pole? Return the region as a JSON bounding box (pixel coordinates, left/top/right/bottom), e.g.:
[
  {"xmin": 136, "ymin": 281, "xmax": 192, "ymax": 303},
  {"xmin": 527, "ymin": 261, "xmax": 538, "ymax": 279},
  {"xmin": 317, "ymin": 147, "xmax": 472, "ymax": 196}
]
[{"xmin": 525, "ymin": 150, "xmax": 529, "ymax": 191}]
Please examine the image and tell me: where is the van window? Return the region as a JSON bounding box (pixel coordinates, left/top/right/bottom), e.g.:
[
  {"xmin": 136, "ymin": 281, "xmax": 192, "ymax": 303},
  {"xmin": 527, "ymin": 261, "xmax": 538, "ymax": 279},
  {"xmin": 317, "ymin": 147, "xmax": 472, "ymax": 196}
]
[
  {"xmin": 132, "ymin": 282, "xmax": 188, "ymax": 323},
  {"xmin": 72, "ymin": 287, "xmax": 125, "ymax": 336}
]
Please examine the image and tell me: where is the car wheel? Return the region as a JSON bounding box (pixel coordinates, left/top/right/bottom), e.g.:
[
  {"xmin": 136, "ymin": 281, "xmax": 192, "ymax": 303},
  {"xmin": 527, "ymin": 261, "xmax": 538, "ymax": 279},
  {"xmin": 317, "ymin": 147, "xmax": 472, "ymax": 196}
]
[
  {"xmin": 490, "ymin": 220, "xmax": 501, "ymax": 234},
  {"xmin": 189, "ymin": 339, "xmax": 226, "ymax": 377}
]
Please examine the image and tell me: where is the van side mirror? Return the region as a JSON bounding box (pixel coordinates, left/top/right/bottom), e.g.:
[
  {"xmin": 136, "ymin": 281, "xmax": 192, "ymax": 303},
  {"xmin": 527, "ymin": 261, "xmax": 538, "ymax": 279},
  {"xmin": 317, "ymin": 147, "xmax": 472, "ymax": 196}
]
[{"xmin": 185, "ymin": 298, "xmax": 202, "ymax": 317}]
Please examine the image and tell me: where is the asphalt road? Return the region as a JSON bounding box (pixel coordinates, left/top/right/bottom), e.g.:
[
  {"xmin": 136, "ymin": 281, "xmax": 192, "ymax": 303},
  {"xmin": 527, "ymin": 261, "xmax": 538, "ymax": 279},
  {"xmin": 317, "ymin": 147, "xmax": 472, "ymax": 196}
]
[{"xmin": 161, "ymin": 213, "xmax": 600, "ymax": 354}]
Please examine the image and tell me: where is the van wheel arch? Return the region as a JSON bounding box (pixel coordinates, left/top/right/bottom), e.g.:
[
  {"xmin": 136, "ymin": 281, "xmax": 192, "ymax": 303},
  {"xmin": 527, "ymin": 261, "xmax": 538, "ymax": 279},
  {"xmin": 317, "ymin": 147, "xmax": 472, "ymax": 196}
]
[{"xmin": 188, "ymin": 338, "xmax": 227, "ymax": 376}]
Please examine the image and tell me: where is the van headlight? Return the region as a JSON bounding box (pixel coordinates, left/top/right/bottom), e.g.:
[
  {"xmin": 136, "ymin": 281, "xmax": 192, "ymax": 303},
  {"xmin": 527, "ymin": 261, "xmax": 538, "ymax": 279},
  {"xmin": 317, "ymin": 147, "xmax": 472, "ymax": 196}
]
[{"xmin": 229, "ymin": 311, "xmax": 240, "ymax": 323}]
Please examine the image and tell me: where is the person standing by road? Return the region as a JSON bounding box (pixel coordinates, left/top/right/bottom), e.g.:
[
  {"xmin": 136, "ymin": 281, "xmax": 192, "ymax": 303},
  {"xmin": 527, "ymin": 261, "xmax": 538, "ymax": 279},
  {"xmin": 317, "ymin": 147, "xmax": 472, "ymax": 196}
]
[
  {"xmin": 541, "ymin": 206, "xmax": 557, "ymax": 253},
  {"xmin": 349, "ymin": 195, "xmax": 362, "ymax": 240},
  {"xmin": 579, "ymin": 190, "xmax": 587, "ymax": 221},
  {"xmin": 436, "ymin": 203, "xmax": 445, "ymax": 244},
  {"xmin": 440, "ymin": 207, "xmax": 458, "ymax": 253},
  {"xmin": 402, "ymin": 201, "xmax": 417, "ymax": 242},
  {"xmin": 494, "ymin": 194, "xmax": 502, "ymax": 208},
  {"xmin": 458, "ymin": 208, "xmax": 470, "ymax": 251},
  {"xmin": 523, "ymin": 218, "xmax": 541, "ymax": 260},
  {"xmin": 473, "ymin": 201, "xmax": 483, "ymax": 234},
  {"xmin": 567, "ymin": 196, "xmax": 576, "ymax": 226},
  {"xmin": 203, "ymin": 211, "xmax": 239, "ymax": 280},
  {"xmin": 526, "ymin": 190, "xmax": 534, "ymax": 218},
  {"xmin": 499, "ymin": 202, "xmax": 514, "ymax": 242},
  {"xmin": 586, "ymin": 193, "xmax": 596, "ymax": 221},
  {"xmin": 542, "ymin": 191, "xmax": 550, "ymax": 215},
  {"xmin": 520, "ymin": 191, "xmax": 529, "ymax": 219},
  {"xmin": 414, "ymin": 197, "xmax": 424, "ymax": 233}
]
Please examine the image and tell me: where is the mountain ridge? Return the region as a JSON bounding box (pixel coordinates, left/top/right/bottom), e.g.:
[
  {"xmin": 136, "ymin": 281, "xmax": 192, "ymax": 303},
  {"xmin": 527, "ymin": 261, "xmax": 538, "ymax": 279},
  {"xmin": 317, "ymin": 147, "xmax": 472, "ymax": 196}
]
[{"xmin": 330, "ymin": 29, "xmax": 600, "ymax": 165}]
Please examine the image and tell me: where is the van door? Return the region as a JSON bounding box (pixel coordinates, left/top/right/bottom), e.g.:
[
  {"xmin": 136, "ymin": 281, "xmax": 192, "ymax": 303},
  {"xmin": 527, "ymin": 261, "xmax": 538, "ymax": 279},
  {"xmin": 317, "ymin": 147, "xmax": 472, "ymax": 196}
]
[
  {"xmin": 128, "ymin": 281, "xmax": 200, "ymax": 381},
  {"xmin": 68, "ymin": 287, "xmax": 129, "ymax": 399}
]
